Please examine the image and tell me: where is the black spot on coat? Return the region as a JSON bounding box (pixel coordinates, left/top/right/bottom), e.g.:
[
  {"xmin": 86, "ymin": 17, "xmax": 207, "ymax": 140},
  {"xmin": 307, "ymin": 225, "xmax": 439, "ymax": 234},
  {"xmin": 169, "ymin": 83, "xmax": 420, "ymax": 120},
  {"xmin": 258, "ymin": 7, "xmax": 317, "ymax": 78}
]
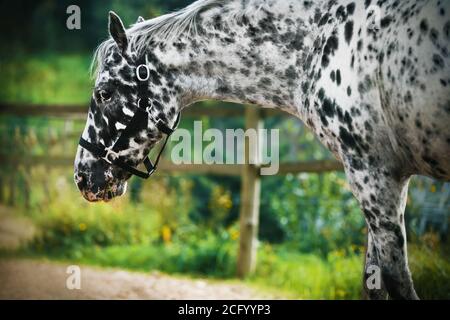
[
  {"xmin": 344, "ymin": 20, "xmax": 354, "ymax": 44},
  {"xmin": 346, "ymin": 3, "xmax": 356, "ymax": 15}
]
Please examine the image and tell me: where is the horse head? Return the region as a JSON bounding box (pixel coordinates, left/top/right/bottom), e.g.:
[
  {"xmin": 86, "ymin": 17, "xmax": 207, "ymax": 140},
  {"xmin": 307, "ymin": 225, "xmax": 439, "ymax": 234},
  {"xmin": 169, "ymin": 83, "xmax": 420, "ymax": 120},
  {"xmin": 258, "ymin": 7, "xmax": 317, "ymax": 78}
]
[{"xmin": 74, "ymin": 12, "xmax": 180, "ymax": 202}]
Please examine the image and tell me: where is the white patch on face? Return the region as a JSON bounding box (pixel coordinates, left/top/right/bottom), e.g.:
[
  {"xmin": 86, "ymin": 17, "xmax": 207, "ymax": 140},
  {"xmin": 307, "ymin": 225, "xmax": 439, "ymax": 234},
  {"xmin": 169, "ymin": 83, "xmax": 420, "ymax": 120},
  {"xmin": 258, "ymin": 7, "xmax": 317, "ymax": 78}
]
[
  {"xmin": 139, "ymin": 131, "xmax": 148, "ymax": 139},
  {"xmin": 123, "ymin": 107, "xmax": 135, "ymax": 117},
  {"xmin": 115, "ymin": 122, "xmax": 127, "ymax": 130},
  {"xmin": 129, "ymin": 137, "xmax": 141, "ymax": 149}
]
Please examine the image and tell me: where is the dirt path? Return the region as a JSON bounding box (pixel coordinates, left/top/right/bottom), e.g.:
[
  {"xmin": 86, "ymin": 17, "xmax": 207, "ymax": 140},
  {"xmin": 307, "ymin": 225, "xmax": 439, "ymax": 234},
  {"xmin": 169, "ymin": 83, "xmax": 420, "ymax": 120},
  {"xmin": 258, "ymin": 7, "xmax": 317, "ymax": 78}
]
[{"xmin": 0, "ymin": 259, "xmax": 277, "ymax": 300}]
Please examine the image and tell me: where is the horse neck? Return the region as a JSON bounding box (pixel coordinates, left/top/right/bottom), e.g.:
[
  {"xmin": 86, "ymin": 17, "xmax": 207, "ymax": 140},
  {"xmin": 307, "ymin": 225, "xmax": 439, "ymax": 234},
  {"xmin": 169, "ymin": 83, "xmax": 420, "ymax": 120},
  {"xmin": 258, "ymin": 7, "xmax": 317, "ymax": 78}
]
[{"xmin": 151, "ymin": 0, "xmax": 332, "ymax": 116}]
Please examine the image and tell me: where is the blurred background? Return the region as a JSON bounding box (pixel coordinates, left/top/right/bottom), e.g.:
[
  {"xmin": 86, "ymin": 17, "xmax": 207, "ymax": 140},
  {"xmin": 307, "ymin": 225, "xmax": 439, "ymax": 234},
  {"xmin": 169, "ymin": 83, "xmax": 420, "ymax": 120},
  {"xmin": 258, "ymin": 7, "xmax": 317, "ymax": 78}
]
[{"xmin": 0, "ymin": 0, "xmax": 449, "ymax": 299}]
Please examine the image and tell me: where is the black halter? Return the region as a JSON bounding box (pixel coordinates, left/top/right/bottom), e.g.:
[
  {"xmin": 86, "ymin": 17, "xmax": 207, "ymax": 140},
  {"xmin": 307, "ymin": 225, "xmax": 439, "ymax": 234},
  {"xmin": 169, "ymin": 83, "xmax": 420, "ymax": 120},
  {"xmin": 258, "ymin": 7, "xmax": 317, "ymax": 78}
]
[{"xmin": 78, "ymin": 57, "xmax": 181, "ymax": 179}]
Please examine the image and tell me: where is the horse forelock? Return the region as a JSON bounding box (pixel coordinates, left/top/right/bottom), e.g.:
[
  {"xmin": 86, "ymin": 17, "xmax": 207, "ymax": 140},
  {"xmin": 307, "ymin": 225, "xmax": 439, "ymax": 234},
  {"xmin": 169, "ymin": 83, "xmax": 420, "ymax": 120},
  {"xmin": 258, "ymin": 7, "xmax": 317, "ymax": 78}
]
[{"xmin": 91, "ymin": 0, "xmax": 223, "ymax": 76}]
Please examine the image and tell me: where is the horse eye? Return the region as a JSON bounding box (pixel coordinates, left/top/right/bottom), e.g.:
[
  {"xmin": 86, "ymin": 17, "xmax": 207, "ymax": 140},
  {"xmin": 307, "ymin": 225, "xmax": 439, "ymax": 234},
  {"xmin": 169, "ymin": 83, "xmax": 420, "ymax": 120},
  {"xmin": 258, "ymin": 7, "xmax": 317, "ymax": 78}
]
[
  {"xmin": 96, "ymin": 89, "xmax": 112, "ymax": 103},
  {"xmin": 100, "ymin": 90, "xmax": 112, "ymax": 101}
]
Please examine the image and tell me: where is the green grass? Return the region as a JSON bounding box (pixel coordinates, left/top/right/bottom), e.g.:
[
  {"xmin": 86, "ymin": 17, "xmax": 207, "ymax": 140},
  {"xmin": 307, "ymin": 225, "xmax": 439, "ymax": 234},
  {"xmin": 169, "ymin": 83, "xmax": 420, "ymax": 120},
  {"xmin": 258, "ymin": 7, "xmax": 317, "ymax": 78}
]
[
  {"xmin": 0, "ymin": 54, "xmax": 92, "ymax": 105},
  {"xmin": 253, "ymin": 247, "xmax": 363, "ymax": 299},
  {"xmin": 408, "ymin": 243, "xmax": 450, "ymax": 299}
]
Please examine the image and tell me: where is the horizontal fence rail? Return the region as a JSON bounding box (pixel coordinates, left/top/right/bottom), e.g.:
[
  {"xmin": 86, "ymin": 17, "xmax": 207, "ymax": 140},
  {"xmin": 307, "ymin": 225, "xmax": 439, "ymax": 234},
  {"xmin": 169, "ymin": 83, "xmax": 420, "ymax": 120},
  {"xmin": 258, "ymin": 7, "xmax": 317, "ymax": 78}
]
[
  {"xmin": 0, "ymin": 155, "xmax": 343, "ymax": 175},
  {"xmin": 0, "ymin": 103, "xmax": 288, "ymax": 119}
]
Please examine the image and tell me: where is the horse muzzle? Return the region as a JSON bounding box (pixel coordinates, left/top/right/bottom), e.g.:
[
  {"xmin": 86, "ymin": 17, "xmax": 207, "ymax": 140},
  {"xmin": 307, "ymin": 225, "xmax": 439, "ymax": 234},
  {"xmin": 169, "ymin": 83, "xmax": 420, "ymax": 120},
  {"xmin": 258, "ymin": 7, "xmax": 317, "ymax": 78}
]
[{"xmin": 74, "ymin": 170, "xmax": 128, "ymax": 202}]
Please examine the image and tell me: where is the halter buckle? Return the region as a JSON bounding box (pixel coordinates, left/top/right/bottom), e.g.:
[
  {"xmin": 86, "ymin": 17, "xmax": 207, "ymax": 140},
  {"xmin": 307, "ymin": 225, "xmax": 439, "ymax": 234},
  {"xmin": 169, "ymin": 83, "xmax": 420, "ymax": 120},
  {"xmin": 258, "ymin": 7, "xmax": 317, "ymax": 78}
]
[{"xmin": 103, "ymin": 147, "xmax": 120, "ymax": 164}]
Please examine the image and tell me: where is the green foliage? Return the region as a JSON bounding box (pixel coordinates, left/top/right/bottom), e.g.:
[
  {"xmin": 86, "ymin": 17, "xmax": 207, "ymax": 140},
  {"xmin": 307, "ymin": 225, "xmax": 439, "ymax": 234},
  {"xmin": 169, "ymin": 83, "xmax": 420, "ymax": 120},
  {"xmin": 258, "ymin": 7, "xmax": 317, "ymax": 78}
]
[
  {"xmin": 409, "ymin": 241, "xmax": 450, "ymax": 299},
  {"xmin": 260, "ymin": 173, "xmax": 365, "ymax": 254},
  {"xmin": 18, "ymin": 166, "xmax": 199, "ymax": 252},
  {"xmin": 29, "ymin": 193, "xmax": 160, "ymax": 251},
  {"xmin": 59, "ymin": 230, "xmax": 237, "ymax": 278},
  {"xmin": 253, "ymin": 243, "xmax": 450, "ymax": 299},
  {"xmin": 0, "ymin": 54, "xmax": 92, "ymax": 104},
  {"xmin": 254, "ymin": 246, "xmax": 363, "ymax": 299}
]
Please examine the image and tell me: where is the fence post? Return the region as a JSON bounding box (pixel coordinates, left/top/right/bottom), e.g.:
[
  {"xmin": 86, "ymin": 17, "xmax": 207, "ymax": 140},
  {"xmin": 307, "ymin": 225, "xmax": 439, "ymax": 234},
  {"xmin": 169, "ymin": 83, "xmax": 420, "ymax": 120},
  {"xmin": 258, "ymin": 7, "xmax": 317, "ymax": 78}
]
[{"xmin": 237, "ymin": 106, "xmax": 262, "ymax": 278}]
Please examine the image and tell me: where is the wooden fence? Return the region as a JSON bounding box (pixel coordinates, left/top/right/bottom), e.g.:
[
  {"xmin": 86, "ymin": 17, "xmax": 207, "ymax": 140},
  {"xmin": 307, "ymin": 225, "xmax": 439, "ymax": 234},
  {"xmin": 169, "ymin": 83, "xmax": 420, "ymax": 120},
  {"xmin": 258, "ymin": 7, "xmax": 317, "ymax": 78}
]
[{"xmin": 0, "ymin": 103, "xmax": 343, "ymax": 277}]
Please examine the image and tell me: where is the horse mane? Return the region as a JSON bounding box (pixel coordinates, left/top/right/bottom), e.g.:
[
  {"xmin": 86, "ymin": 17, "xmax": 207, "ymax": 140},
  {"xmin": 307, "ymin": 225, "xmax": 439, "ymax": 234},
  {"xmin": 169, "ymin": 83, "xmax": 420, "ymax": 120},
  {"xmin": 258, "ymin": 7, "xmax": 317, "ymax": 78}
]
[
  {"xmin": 129, "ymin": 0, "xmax": 224, "ymax": 50},
  {"xmin": 91, "ymin": 0, "xmax": 269, "ymax": 76},
  {"xmin": 91, "ymin": 0, "xmax": 225, "ymax": 76}
]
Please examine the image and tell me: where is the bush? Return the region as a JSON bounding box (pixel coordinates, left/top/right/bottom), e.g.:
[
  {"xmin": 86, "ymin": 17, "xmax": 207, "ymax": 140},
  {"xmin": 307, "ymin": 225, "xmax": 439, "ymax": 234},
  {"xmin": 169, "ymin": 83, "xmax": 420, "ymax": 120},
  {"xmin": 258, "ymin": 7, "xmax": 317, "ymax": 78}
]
[
  {"xmin": 251, "ymin": 244, "xmax": 450, "ymax": 299},
  {"xmin": 28, "ymin": 195, "xmax": 160, "ymax": 252},
  {"xmin": 254, "ymin": 246, "xmax": 363, "ymax": 299},
  {"xmin": 409, "ymin": 243, "xmax": 450, "ymax": 299}
]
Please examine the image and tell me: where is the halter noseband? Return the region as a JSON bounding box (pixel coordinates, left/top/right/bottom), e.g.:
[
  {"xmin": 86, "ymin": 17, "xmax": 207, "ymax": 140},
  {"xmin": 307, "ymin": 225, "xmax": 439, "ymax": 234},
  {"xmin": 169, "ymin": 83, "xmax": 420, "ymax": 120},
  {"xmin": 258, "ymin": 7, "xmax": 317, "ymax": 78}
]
[{"xmin": 78, "ymin": 57, "xmax": 181, "ymax": 179}]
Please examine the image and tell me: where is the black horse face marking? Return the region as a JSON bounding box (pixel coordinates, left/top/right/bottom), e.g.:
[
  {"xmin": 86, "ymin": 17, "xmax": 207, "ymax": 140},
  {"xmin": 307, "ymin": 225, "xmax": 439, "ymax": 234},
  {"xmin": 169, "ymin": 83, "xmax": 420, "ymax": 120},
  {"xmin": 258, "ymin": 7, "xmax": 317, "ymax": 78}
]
[{"xmin": 74, "ymin": 12, "xmax": 177, "ymax": 202}]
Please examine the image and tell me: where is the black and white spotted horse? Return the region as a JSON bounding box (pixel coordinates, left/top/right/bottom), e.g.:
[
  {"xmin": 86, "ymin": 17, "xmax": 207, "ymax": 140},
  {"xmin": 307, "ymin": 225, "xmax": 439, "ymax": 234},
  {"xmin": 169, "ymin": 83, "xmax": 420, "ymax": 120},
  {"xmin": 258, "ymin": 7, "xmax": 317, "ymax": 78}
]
[{"xmin": 74, "ymin": 0, "xmax": 450, "ymax": 299}]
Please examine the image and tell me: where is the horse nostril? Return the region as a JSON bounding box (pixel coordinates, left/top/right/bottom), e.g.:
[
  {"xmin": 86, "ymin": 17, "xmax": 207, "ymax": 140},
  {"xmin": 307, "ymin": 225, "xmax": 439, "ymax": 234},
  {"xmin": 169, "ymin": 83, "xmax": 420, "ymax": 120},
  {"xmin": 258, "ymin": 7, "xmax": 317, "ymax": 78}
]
[{"xmin": 105, "ymin": 170, "xmax": 114, "ymax": 183}]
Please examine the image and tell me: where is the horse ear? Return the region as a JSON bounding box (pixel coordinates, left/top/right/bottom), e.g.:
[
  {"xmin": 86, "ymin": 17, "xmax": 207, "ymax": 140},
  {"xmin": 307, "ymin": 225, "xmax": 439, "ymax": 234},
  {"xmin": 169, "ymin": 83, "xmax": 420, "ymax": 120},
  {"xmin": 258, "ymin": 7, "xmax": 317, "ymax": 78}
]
[
  {"xmin": 108, "ymin": 11, "xmax": 128, "ymax": 55},
  {"xmin": 136, "ymin": 16, "xmax": 145, "ymax": 23}
]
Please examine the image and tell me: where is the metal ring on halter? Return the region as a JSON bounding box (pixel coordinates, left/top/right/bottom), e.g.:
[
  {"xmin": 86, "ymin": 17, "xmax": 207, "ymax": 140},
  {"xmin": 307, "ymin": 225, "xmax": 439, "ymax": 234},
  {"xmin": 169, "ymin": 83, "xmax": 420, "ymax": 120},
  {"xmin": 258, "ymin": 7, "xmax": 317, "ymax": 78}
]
[
  {"xmin": 136, "ymin": 64, "xmax": 150, "ymax": 81},
  {"xmin": 137, "ymin": 98, "xmax": 169, "ymax": 136},
  {"xmin": 137, "ymin": 98, "xmax": 151, "ymax": 113},
  {"xmin": 137, "ymin": 98, "xmax": 144, "ymax": 109},
  {"xmin": 103, "ymin": 147, "xmax": 120, "ymax": 165}
]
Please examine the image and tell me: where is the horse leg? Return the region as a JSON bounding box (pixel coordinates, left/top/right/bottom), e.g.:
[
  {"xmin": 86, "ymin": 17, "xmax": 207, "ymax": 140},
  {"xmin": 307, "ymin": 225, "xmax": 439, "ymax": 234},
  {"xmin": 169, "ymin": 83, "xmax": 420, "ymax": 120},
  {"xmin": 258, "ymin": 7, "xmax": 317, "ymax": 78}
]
[
  {"xmin": 363, "ymin": 232, "xmax": 388, "ymax": 299},
  {"xmin": 344, "ymin": 164, "xmax": 419, "ymax": 300}
]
